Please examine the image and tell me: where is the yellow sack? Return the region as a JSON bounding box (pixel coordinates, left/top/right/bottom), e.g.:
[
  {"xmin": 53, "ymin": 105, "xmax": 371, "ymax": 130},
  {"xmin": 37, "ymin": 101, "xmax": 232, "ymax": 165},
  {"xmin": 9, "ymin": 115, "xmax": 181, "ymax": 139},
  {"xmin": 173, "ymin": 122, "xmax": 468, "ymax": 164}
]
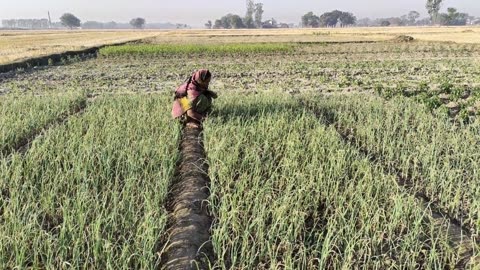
[{"xmin": 179, "ymin": 97, "xmax": 192, "ymax": 112}]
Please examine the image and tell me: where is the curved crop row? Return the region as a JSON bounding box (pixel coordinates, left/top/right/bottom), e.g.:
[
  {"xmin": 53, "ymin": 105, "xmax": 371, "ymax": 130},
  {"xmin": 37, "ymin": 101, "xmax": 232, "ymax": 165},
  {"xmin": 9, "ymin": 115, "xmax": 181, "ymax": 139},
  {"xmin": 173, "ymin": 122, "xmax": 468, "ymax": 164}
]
[
  {"xmin": 0, "ymin": 95, "xmax": 179, "ymax": 269},
  {"xmin": 204, "ymin": 93, "xmax": 462, "ymax": 269},
  {"xmin": 309, "ymin": 94, "xmax": 480, "ymax": 235},
  {"xmin": 0, "ymin": 93, "xmax": 86, "ymax": 156}
]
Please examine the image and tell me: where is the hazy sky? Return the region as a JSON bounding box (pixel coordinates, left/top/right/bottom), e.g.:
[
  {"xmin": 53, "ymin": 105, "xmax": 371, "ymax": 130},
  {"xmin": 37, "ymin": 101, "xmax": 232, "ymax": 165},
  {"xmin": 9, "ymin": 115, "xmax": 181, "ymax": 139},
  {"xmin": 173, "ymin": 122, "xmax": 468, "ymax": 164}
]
[{"xmin": 1, "ymin": 0, "xmax": 479, "ymax": 26}]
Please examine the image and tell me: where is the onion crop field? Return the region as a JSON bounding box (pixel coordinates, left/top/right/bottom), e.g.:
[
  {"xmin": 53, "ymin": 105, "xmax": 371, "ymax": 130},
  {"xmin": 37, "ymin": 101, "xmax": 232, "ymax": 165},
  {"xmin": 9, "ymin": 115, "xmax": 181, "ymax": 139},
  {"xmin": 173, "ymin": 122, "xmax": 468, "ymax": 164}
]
[{"xmin": 0, "ymin": 29, "xmax": 480, "ymax": 269}]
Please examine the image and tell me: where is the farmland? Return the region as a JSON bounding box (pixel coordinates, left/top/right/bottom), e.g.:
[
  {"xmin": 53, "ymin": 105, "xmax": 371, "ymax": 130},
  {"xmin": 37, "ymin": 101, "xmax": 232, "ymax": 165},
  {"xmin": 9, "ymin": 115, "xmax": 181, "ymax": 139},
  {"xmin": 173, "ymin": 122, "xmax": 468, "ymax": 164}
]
[{"xmin": 0, "ymin": 28, "xmax": 480, "ymax": 269}]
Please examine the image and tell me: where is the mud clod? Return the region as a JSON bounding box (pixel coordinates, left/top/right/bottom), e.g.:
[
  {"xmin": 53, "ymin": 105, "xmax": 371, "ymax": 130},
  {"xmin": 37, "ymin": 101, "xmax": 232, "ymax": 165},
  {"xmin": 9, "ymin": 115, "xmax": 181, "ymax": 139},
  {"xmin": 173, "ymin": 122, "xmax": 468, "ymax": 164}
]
[{"xmin": 393, "ymin": 35, "xmax": 415, "ymax": 42}]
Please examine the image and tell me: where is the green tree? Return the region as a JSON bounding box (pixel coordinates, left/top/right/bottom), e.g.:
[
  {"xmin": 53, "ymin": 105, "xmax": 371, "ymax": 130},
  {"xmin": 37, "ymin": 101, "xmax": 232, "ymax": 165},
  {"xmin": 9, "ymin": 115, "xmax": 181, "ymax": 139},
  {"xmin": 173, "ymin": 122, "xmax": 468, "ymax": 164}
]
[
  {"xmin": 130, "ymin": 18, "xmax": 146, "ymax": 29},
  {"xmin": 245, "ymin": 0, "xmax": 256, "ymax": 28},
  {"xmin": 230, "ymin": 14, "xmax": 246, "ymax": 29},
  {"xmin": 60, "ymin": 13, "xmax": 81, "ymax": 29},
  {"xmin": 213, "ymin": 14, "xmax": 246, "ymax": 29},
  {"xmin": 439, "ymin": 7, "xmax": 468, "ymax": 25},
  {"xmin": 301, "ymin": 12, "xmax": 320, "ymax": 27},
  {"xmin": 408, "ymin": 11, "xmax": 421, "ymax": 25},
  {"xmin": 380, "ymin": 20, "xmax": 391, "ymax": 26},
  {"xmin": 213, "ymin": 19, "xmax": 222, "ymax": 29},
  {"xmin": 205, "ymin": 20, "xmax": 212, "ymax": 29},
  {"xmin": 338, "ymin": 12, "xmax": 356, "ymax": 26},
  {"xmin": 426, "ymin": 0, "xmax": 443, "ymax": 24},
  {"xmin": 254, "ymin": 3, "xmax": 264, "ymax": 28},
  {"xmin": 318, "ymin": 10, "xmax": 356, "ymax": 27}
]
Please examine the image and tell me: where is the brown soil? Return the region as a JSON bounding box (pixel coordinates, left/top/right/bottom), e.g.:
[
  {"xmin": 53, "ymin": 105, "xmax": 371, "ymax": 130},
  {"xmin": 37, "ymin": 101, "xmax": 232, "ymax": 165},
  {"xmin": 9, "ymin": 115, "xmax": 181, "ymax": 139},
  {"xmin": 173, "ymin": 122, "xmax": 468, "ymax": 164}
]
[{"xmin": 158, "ymin": 125, "xmax": 214, "ymax": 270}]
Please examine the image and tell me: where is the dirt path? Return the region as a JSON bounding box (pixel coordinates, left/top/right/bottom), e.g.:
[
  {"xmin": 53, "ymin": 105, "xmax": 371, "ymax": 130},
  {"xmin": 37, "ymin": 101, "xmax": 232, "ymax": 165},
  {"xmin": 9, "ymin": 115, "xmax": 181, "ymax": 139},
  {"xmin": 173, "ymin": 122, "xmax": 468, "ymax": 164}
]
[
  {"xmin": 158, "ymin": 125, "xmax": 214, "ymax": 270},
  {"xmin": 300, "ymin": 99, "xmax": 479, "ymax": 269}
]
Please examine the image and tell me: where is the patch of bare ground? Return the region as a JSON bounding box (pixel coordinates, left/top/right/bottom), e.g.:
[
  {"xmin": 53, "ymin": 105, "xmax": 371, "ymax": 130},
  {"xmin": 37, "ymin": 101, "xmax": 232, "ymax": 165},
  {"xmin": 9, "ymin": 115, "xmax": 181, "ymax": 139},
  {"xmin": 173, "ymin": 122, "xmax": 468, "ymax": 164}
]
[
  {"xmin": 300, "ymin": 99, "xmax": 479, "ymax": 269},
  {"xmin": 157, "ymin": 125, "xmax": 214, "ymax": 270}
]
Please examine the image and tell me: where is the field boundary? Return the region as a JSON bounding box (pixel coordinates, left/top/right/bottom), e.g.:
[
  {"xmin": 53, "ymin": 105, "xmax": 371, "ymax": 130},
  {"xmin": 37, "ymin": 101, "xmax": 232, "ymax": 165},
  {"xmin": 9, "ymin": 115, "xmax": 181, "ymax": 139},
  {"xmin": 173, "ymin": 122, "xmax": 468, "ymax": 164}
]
[
  {"xmin": 300, "ymin": 98, "xmax": 479, "ymax": 269},
  {"xmin": 1, "ymin": 98, "xmax": 89, "ymax": 157},
  {"xmin": 0, "ymin": 39, "xmax": 146, "ymax": 74},
  {"xmin": 157, "ymin": 125, "xmax": 215, "ymax": 269}
]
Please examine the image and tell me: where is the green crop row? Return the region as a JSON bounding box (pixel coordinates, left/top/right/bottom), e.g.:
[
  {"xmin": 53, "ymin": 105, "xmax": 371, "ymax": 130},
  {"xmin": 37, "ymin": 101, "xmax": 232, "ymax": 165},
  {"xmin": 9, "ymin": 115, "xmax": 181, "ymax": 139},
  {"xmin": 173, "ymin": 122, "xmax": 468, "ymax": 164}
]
[
  {"xmin": 0, "ymin": 95, "xmax": 179, "ymax": 269},
  {"xmin": 204, "ymin": 93, "xmax": 461, "ymax": 269},
  {"xmin": 308, "ymin": 94, "xmax": 480, "ymax": 234},
  {"xmin": 99, "ymin": 43, "xmax": 294, "ymax": 56},
  {"xmin": 0, "ymin": 94, "xmax": 86, "ymax": 157}
]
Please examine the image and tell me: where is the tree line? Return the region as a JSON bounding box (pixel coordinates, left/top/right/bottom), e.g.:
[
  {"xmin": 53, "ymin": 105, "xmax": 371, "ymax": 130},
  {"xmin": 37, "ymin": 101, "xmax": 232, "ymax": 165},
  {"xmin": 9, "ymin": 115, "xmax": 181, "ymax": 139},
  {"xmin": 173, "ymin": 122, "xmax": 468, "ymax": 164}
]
[
  {"xmin": 206, "ymin": 0, "xmax": 268, "ymax": 29},
  {"xmin": 206, "ymin": 0, "xmax": 290, "ymax": 29},
  {"xmin": 3, "ymin": 0, "xmax": 479, "ymax": 30},
  {"xmin": 1, "ymin": 13, "xmax": 149, "ymax": 29},
  {"xmin": 301, "ymin": 10, "xmax": 356, "ymax": 28}
]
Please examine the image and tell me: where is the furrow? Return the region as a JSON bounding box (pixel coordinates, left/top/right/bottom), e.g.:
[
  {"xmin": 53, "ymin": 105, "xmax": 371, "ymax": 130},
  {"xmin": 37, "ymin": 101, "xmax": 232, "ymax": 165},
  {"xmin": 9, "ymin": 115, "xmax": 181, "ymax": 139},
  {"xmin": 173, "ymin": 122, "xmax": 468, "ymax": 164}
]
[
  {"xmin": 301, "ymin": 99, "xmax": 479, "ymax": 269},
  {"xmin": 158, "ymin": 125, "xmax": 215, "ymax": 270},
  {"xmin": 1, "ymin": 98, "xmax": 89, "ymax": 157}
]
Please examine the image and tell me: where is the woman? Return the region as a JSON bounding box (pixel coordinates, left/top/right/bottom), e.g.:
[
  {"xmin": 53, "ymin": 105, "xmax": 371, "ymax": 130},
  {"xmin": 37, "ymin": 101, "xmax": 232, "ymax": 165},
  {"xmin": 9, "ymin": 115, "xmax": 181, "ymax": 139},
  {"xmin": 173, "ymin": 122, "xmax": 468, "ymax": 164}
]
[{"xmin": 171, "ymin": 69, "xmax": 217, "ymax": 128}]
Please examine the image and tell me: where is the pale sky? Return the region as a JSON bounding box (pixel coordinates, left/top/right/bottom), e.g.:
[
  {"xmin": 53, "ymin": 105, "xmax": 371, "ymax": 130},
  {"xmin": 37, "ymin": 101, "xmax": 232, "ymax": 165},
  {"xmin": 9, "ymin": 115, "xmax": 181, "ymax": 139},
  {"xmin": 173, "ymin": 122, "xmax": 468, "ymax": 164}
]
[{"xmin": 1, "ymin": 0, "xmax": 479, "ymax": 26}]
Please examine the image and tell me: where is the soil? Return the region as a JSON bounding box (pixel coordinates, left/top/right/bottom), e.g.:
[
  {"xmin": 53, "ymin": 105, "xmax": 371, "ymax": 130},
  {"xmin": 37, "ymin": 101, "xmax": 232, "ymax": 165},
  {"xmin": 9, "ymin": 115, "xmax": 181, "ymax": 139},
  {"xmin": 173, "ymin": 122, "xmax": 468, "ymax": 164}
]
[{"xmin": 158, "ymin": 125, "xmax": 214, "ymax": 270}]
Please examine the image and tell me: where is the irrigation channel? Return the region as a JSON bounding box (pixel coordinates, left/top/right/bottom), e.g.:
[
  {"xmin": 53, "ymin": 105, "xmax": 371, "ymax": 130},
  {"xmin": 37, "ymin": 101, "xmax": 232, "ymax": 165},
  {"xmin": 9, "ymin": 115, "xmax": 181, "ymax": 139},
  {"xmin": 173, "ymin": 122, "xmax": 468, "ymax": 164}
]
[
  {"xmin": 159, "ymin": 125, "xmax": 215, "ymax": 270},
  {"xmin": 299, "ymin": 97, "xmax": 479, "ymax": 269},
  {"xmin": 1, "ymin": 98, "xmax": 88, "ymax": 157}
]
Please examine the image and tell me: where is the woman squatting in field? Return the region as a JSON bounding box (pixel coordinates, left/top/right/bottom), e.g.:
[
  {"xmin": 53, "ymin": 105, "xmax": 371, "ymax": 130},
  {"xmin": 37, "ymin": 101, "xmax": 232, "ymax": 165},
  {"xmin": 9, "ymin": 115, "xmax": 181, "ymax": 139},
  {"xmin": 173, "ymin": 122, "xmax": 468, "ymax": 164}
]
[{"xmin": 171, "ymin": 69, "xmax": 217, "ymax": 128}]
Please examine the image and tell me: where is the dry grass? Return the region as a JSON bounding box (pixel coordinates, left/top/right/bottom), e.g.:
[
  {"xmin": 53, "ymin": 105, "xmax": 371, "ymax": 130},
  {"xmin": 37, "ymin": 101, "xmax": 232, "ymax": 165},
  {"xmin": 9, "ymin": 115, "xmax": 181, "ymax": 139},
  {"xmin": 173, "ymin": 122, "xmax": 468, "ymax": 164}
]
[
  {"xmin": 0, "ymin": 30, "xmax": 159, "ymax": 65},
  {"xmin": 147, "ymin": 26, "xmax": 480, "ymax": 44},
  {"xmin": 1, "ymin": 26, "xmax": 479, "ymax": 65}
]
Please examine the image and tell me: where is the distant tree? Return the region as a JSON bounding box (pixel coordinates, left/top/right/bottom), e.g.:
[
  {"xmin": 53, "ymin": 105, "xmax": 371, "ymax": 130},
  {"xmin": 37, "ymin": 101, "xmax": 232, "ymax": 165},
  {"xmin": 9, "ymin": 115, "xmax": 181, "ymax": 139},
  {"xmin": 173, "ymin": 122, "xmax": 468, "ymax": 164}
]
[
  {"xmin": 245, "ymin": 0, "xmax": 256, "ymax": 28},
  {"xmin": 230, "ymin": 14, "xmax": 246, "ymax": 29},
  {"xmin": 60, "ymin": 13, "xmax": 81, "ymax": 29},
  {"xmin": 399, "ymin": 15, "xmax": 409, "ymax": 26},
  {"xmin": 416, "ymin": 17, "xmax": 432, "ymax": 26},
  {"xmin": 318, "ymin": 10, "xmax": 356, "ymax": 27},
  {"xmin": 319, "ymin": 11, "xmax": 339, "ymax": 27},
  {"xmin": 254, "ymin": 3, "xmax": 264, "ymax": 28},
  {"xmin": 104, "ymin": 21, "xmax": 118, "ymax": 29},
  {"xmin": 338, "ymin": 12, "xmax": 356, "ymax": 26},
  {"xmin": 302, "ymin": 12, "xmax": 320, "ymax": 27},
  {"xmin": 213, "ymin": 19, "xmax": 222, "ymax": 29},
  {"xmin": 130, "ymin": 18, "xmax": 146, "ymax": 29},
  {"xmin": 426, "ymin": 0, "xmax": 443, "ymax": 24},
  {"xmin": 213, "ymin": 14, "xmax": 246, "ymax": 29},
  {"xmin": 356, "ymin": 18, "xmax": 372, "ymax": 27},
  {"xmin": 82, "ymin": 21, "xmax": 105, "ymax": 29},
  {"xmin": 408, "ymin": 11, "xmax": 421, "ymax": 25},
  {"xmin": 380, "ymin": 20, "xmax": 391, "ymax": 27},
  {"xmin": 205, "ymin": 20, "xmax": 212, "ymax": 29},
  {"xmin": 439, "ymin": 7, "xmax": 468, "ymax": 25}
]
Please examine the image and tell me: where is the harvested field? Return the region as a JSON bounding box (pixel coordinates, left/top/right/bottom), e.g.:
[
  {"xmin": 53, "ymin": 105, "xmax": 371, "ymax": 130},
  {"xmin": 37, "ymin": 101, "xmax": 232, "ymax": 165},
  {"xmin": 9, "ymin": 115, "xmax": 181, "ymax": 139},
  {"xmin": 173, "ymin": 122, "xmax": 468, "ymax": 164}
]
[
  {"xmin": 1, "ymin": 28, "xmax": 480, "ymax": 269},
  {"xmin": 0, "ymin": 30, "xmax": 158, "ymax": 65}
]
